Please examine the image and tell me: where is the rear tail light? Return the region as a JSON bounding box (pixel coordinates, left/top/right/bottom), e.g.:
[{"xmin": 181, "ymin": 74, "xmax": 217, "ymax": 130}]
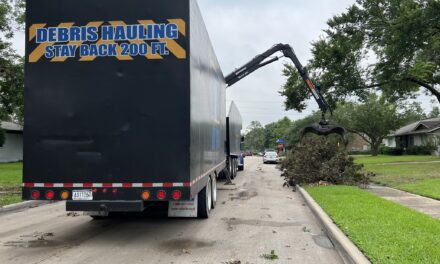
[
  {"xmin": 157, "ymin": 190, "xmax": 166, "ymax": 200},
  {"xmin": 172, "ymin": 190, "xmax": 182, "ymax": 200},
  {"xmin": 112, "ymin": 189, "xmax": 118, "ymax": 194},
  {"xmin": 45, "ymin": 190, "xmax": 55, "ymax": 200},
  {"xmin": 31, "ymin": 190, "xmax": 40, "ymax": 199},
  {"xmin": 102, "ymin": 188, "xmax": 108, "ymax": 193},
  {"xmin": 92, "ymin": 188, "xmax": 98, "ymax": 193},
  {"xmin": 141, "ymin": 191, "xmax": 150, "ymax": 200},
  {"xmin": 60, "ymin": 191, "xmax": 69, "ymax": 200}
]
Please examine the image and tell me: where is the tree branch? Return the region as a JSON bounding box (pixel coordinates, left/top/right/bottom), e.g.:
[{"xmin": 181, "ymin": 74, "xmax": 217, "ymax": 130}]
[
  {"xmin": 405, "ymin": 78, "xmax": 440, "ymax": 103},
  {"xmin": 344, "ymin": 127, "xmax": 372, "ymax": 144}
]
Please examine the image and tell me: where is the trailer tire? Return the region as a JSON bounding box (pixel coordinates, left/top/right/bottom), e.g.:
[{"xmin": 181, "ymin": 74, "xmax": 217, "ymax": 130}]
[
  {"xmin": 197, "ymin": 177, "xmax": 212, "ymax": 218},
  {"xmin": 211, "ymin": 175, "xmax": 217, "ymax": 209},
  {"xmin": 229, "ymin": 158, "xmax": 235, "ymax": 180},
  {"xmin": 233, "ymin": 158, "xmax": 238, "ymax": 178}
]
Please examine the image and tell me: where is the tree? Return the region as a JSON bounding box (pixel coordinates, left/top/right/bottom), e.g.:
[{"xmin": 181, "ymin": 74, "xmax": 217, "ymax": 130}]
[
  {"xmin": 262, "ymin": 117, "xmax": 292, "ymax": 149},
  {"xmin": 281, "ymin": 0, "xmax": 440, "ymax": 111},
  {"xmin": 1, "ymin": 0, "xmax": 25, "ymax": 124},
  {"xmin": 333, "ymin": 94, "xmax": 405, "ymax": 156},
  {"xmin": 244, "ymin": 121, "xmax": 265, "ymax": 153},
  {"xmin": 400, "ymin": 102, "xmax": 427, "ymax": 125},
  {"xmin": 286, "ymin": 112, "xmax": 321, "ymax": 146},
  {"xmin": 429, "ymin": 106, "xmax": 440, "ymax": 118}
]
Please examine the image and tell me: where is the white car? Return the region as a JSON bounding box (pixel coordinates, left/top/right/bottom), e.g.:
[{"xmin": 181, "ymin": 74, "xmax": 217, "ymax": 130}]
[{"xmin": 263, "ymin": 151, "xmax": 279, "ymax": 164}]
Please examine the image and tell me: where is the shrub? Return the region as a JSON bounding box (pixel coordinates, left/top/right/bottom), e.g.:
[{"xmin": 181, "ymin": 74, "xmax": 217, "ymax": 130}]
[
  {"xmin": 405, "ymin": 145, "xmax": 436, "ymax": 155},
  {"xmin": 379, "ymin": 145, "xmax": 404, "ymax": 155},
  {"xmin": 349, "ymin": 150, "xmax": 371, "ymax": 155},
  {"xmin": 280, "ymin": 137, "xmax": 372, "ymax": 189}
]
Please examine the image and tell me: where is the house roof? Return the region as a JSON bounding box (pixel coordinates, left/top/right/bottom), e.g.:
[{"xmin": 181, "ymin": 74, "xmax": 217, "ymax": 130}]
[
  {"xmin": 1, "ymin": 121, "xmax": 23, "ymax": 132},
  {"xmin": 393, "ymin": 117, "xmax": 440, "ymax": 136}
]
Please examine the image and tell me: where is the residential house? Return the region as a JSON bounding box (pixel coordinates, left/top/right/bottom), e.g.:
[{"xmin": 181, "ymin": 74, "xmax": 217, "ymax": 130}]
[
  {"xmin": 0, "ymin": 122, "xmax": 23, "ymax": 162},
  {"xmin": 383, "ymin": 117, "xmax": 440, "ymax": 155},
  {"xmin": 347, "ymin": 133, "xmax": 370, "ymax": 151}
]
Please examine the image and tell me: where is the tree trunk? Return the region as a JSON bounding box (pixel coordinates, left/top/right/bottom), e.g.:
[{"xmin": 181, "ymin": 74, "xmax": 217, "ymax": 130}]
[{"xmin": 371, "ymin": 142, "xmax": 380, "ymax": 156}]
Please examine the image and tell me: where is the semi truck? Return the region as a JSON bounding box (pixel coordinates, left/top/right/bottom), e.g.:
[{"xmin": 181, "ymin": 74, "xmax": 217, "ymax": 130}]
[
  {"xmin": 22, "ymin": 0, "xmax": 243, "ymax": 218},
  {"xmin": 226, "ymin": 102, "xmax": 244, "ymax": 178}
]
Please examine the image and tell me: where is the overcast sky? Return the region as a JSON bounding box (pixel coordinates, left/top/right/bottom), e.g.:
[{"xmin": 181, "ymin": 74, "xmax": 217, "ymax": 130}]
[
  {"xmin": 12, "ymin": 0, "xmax": 437, "ymax": 129},
  {"xmin": 197, "ymin": 0, "xmax": 437, "ymax": 129}
]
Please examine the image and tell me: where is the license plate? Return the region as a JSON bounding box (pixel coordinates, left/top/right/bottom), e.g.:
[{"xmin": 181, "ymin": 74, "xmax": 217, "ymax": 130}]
[{"xmin": 72, "ymin": 189, "xmax": 93, "ymax": 201}]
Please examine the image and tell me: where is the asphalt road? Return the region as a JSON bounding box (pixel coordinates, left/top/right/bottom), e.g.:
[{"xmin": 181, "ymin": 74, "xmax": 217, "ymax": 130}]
[{"xmin": 0, "ymin": 157, "xmax": 343, "ymax": 264}]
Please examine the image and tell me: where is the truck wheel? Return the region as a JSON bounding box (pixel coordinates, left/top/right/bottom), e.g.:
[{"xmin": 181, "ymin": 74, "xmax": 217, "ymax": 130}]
[
  {"xmin": 197, "ymin": 177, "xmax": 212, "ymax": 218},
  {"xmin": 229, "ymin": 158, "xmax": 235, "ymax": 179},
  {"xmin": 211, "ymin": 175, "xmax": 217, "ymax": 209}
]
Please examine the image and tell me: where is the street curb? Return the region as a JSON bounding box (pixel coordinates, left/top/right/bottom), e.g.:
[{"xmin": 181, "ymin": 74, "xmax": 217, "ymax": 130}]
[
  {"xmin": 298, "ymin": 186, "xmax": 371, "ymax": 264},
  {"xmin": 0, "ymin": 200, "xmax": 50, "ymax": 214}
]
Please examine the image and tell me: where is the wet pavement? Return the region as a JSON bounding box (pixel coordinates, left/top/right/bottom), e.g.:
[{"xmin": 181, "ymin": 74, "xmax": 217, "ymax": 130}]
[{"xmin": 0, "ymin": 157, "xmax": 343, "ymax": 264}]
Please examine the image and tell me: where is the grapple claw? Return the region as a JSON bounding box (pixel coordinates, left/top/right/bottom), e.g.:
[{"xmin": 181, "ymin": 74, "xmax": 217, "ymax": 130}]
[{"xmin": 300, "ymin": 125, "xmax": 348, "ymax": 145}]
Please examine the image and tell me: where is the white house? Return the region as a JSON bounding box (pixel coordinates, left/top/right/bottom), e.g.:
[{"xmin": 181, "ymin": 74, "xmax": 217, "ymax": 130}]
[
  {"xmin": 0, "ymin": 122, "xmax": 23, "ymax": 162},
  {"xmin": 383, "ymin": 117, "xmax": 440, "ymax": 155}
]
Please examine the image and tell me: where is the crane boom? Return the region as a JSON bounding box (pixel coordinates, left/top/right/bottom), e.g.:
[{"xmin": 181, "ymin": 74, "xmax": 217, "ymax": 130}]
[
  {"xmin": 225, "ymin": 43, "xmax": 329, "ymax": 116},
  {"xmin": 225, "ymin": 43, "xmax": 348, "ymax": 144}
]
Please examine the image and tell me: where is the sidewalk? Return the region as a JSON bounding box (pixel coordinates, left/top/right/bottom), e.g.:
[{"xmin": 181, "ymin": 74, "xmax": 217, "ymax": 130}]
[{"xmin": 367, "ymin": 185, "xmax": 440, "ymax": 219}]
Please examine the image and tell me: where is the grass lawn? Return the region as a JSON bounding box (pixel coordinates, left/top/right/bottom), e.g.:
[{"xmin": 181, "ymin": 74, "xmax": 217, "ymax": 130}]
[
  {"xmin": 305, "ymin": 185, "xmax": 440, "ymax": 264},
  {"xmin": 0, "ymin": 162, "xmax": 22, "ymax": 207},
  {"xmin": 353, "ymin": 155, "xmax": 440, "ymax": 164},
  {"xmin": 356, "ymin": 156, "xmax": 440, "ymax": 200},
  {"xmin": 0, "ymin": 194, "xmax": 22, "ymax": 207}
]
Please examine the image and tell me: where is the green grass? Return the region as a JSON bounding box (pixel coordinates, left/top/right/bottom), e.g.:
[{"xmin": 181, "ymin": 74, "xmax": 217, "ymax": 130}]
[
  {"xmin": 362, "ymin": 162, "xmax": 440, "ymax": 200},
  {"xmin": 305, "ymin": 186, "xmax": 440, "ymax": 264},
  {"xmin": 353, "ymin": 155, "xmax": 440, "ymax": 164},
  {"xmin": 0, "ymin": 194, "xmax": 22, "ymax": 207},
  {"xmin": 0, "ymin": 162, "xmax": 23, "ymax": 188},
  {"xmin": 398, "ymin": 179, "xmax": 440, "ymax": 200},
  {"xmin": 0, "ymin": 162, "xmax": 22, "ymax": 207}
]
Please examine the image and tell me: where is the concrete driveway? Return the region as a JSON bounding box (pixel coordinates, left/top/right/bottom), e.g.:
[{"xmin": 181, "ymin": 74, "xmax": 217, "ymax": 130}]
[{"xmin": 0, "ymin": 157, "xmax": 343, "ymax": 264}]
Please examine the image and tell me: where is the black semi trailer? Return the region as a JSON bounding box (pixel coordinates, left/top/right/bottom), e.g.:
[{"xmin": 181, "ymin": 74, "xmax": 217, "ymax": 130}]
[{"xmin": 22, "ymin": 0, "xmax": 241, "ymax": 218}]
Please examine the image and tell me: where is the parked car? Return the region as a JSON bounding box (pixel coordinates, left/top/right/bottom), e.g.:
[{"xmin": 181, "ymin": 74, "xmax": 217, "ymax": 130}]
[{"xmin": 263, "ymin": 151, "xmax": 279, "ymax": 164}]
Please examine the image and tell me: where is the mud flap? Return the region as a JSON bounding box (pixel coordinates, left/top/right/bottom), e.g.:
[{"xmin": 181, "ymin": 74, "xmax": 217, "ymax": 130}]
[{"xmin": 168, "ymin": 197, "xmax": 198, "ymax": 218}]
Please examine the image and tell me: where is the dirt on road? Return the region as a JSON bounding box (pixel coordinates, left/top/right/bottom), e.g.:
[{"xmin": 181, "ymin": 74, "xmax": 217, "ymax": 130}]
[{"xmin": 0, "ymin": 157, "xmax": 343, "ymax": 264}]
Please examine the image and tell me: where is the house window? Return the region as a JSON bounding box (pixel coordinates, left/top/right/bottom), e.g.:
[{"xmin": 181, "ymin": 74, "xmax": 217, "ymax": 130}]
[
  {"xmin": 388, "ymin": 138, "xmax": 392, "ymax": 146},
  {"xmin": 421, "ymin": 134, "xmax": 427, "ymax": 145}
]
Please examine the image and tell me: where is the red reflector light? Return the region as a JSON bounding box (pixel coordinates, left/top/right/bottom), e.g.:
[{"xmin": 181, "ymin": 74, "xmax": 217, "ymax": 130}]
[
  {"xmin": 157, "ymin": 190, "xmax": 166, "ymax": 200},
  {"xmin": 172, "ymin": 190, "xmax": 182, "ymax": 200},
  {"xmin": 45, "ymin": 190, "xmax": 55, "ymax": 200},
  {"xmin": 31, "ymin": 190, "xmax": 40, "ymax": 199}
]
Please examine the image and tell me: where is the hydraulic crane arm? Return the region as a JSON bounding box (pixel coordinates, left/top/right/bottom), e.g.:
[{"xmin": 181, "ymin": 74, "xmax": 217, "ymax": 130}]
[
  {"xmin": 225, "ymin": 43, "xmax": 329, "ymax": 116},
  {"xmin": 225, "ymin": 43, "xmax": 348, "ymax": 144}
]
